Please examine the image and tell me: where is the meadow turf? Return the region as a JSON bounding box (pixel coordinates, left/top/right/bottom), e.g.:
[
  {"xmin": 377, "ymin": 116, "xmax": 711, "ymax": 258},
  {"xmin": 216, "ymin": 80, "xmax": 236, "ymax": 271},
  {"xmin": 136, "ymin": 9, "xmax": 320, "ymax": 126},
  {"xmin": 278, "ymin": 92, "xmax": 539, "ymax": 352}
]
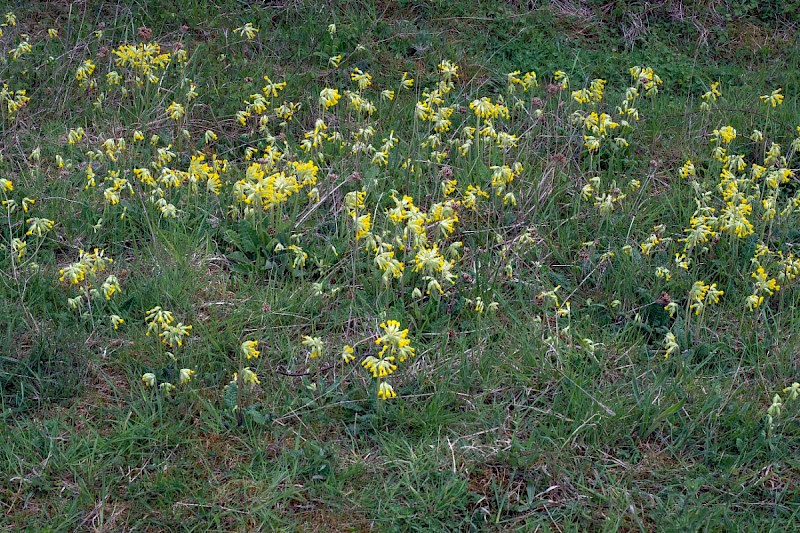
[{"xmin": 1, "ymin": 1, "xmax": 799, "ymax": 530}]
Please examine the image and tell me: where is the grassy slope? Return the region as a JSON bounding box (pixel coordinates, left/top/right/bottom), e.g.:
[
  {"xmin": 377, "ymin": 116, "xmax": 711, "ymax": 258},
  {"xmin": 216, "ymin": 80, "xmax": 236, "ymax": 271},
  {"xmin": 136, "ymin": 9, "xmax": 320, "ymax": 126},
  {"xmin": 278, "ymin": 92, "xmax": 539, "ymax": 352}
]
[{"xmin": 1, "ymin": 1, "xmax": 799, "ymax": 530}]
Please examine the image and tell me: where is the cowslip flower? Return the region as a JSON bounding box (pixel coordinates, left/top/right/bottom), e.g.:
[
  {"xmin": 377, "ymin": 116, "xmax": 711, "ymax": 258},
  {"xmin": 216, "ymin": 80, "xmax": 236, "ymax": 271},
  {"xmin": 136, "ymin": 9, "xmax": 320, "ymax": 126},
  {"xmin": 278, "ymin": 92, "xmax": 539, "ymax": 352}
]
[
  {"xmin": 26, "ymin": 217, "xmax": 55, "ymax": 237},
  {"xmin": 319, "ymin": 87, "xmax": 341, "ymax": 109},
  {"xmin": 362, "ymin": 355, "xmax": 397, "ymax": 378},
  {"xmin": 179, "ymin": 368, "xmax": 196, "ymax": 385},
  {"xmin": 342, "ymin": 345, "xmax": 355, "ymax": 363},
  {"xmin": 302, "ymin": 336, "xmax": 324, "ymax": 358},
  {"xmin": 664, "ymin": 332, "xmax": 679, "ymax": 359},
  {"xmin": 328, "ymin": 54, "xmax": 342, "ymax": 68},
  {"xmin": 233, "ymin": 22, "xmax": 259, "ymax": 40},
  {"xmin": 760, "ymin": 88, "xmax": 784, "ymax": 107},
  {"xmin": 350, "ymin": 67, "xmax": 372, "ymax": 90},
  {"xmin": 377, "ymin": 381, "xmax": 397, "ymax": 400},
  {"xmin": 400, "ymin": 72, "xmax": 414, "ymax": 89},
  {"xmin": 241, "ymin": 340, "xmax": 260, "ymax": 359},
  {"xmin": 11, "ymin": 238, "xmax": 26, "ymax": 260},
  {"xmin": 234, "ymin": 367, "xmax": 260, "ymax": 385},
  {"xmin": 783, "ymin": 383, "xmax": 800, "ymax": 401},
  {"xmin": 712, "ymin": 126, "xmax": 736, "ymax": 144},
  {"xmin": 159, "ymin": 322, "xmax": 192, "ymax": 348},
  {"xmin": 166, "ymin": 101, "xmax": 185, "ymax": 120},
  {"xmin": 101, "ymin": 275, "xmax": 121, "ymax": 299},
  {"xmin": 142, "ymin": 373, "xmax": 156, "ymax": 387},
  {"xmin": 110, "ymin": 315, "xmax": 124, "ymax": 330}
]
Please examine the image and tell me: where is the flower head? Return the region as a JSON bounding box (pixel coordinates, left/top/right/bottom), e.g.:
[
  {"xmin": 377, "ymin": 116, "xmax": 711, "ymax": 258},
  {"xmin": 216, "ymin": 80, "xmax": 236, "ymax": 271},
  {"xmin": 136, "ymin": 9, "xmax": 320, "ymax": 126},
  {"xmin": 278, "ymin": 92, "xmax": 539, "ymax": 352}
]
[
  {"xmin": 377, "ymin": 381, "xmax": 397, "ymax": 400},
  {"xmin": 302, "ymin": 335, "xmax": 324, "ymax": 358},
  {"xmin": 110, "ymin": 314, "xmax": 124, "ymax": 330},
  {"xmin": 179, "ymin": 368, "xmax": 196, "ymax": 385},
  {"xmin": 760, "ymin": 88, "xmax": 784, "ymax": 107},
  {"xmin": 26, "ymin": 217, "xmax": 55, "ymax": 237},
  {"xmin": 233, "ymin": 22, "xmax": 259, "ymax": 40},
  {"xmin": 342, "ymin": 344, "xmax": 355, "ymax": 363},
  {"xmin": 241, "ymin": 340, "xmax": 260, "ymax": 359}
]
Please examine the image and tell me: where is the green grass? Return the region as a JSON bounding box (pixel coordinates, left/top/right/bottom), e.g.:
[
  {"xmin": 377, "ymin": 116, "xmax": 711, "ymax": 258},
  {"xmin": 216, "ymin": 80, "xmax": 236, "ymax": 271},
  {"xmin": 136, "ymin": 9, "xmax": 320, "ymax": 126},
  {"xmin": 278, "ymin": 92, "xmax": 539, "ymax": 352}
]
[{"xmin": 1, "ymin": 1, "xmax": 800, "ymax": 530}]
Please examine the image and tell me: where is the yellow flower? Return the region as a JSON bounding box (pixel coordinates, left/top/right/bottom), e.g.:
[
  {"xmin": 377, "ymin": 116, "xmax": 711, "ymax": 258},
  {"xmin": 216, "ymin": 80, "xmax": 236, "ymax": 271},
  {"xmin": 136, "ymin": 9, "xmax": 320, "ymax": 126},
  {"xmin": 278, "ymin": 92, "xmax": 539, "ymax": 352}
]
[
  {"xmin": 438, "ymin": 60, "xmax": 459, "ymax": 81},
  {"xmin": 110, "ymin": 314, "xmax": 124, "ymax": 330},
  {"xmin": 705, "ymin": 284, "xmax": 724, "ymax": 305},
  {"xmin": 101, "ymin": 275, "xmax": 121, "ymax": 299},
  {"xmin": 166, "ymin": 101, "xmax": 185, "ymax": 120},
  {"xmin": 584, "ymin": 135, "xmax": 601, "ymax": 153},
  {"xmin": 752, "ymin": 265, "xmax": 779, "ymax": 295},
  {"xmin": 712, "ymin": 126, "xmax": 736, "ymax": 144},
  {"xmin": 302, "ymin": 335, "xmax": 324, "ymax": 358},
  {"xmin": 19, "ymin": 197, "xmax": 34, "ymax": 214},
  {"xmin": 664, "ymin": 331, "xmax": 679, "ymax": 359},
  {"xmin": 377, "ymin": 381, "xmax": 397, "ymax": 400},
  {"xmin": 68, "ymin": 127, "xmax": 85, "ymax": 145},
  {"xmin": 160, "ymin": 322, "xmax": 192, "ymax": 348},
  {"xmin": 234, "ymin": 367, "xmax": 260, "ymax": 385},
  {"xmin": 554, "ymin": 70, "xmax": 569, "ymax": 89},
  {"xmin": 375, "ymin": 320, "xmax": 414, "ymax": 361},
  {"xmin": 400, "ymin": 72, "xmax": 414, "ymax": 89},
  {"xmin": 760, "ymin": 88, "xmax": 784, "ymax": 107},
  {"xmin": 319, "ymin": 87, "xmax": 341, "ymax": 109},
  {"xmin": 701, "ymin": 81, "xmax": 722, "ymax": 103},
  {"xmin": 350, "ymin": 67, "xmax": 372, "ymax": 90},
  {"xmin": 328, "ymin": 54, "xmax": 342, "ymax": 68},
  {"xmin": 26, "ymin": 217, "xmax": 55, "ymax": 237},
  {"xmin": 783, "ymin": 383, "xmax": 800, "ymax": 401},
  {"xmin": 354, "ymin": 213, "xmax": 371, "ymax": 240},
  {"xmin": 469, "ymin": 97, "xmax": 497, "ymax": 119},
  {"xmin": 142, "ymin": 373, "xmax": 156, "ymax": 387},
  {"xmin": 11, "ymin": 238, "xmax": 26, "ymax": 260},
  {"xmin": 689, "ymin": 281, "xmax": 710, "ymax": 314},
  {"xmin": 233, "ymin": 22, "xmax": 259, "ymax": 40},
  {"xmin": 768, "ymin": 394, "xmax": 782, "ymax": 418},
  {"xmin": 179, "ymin": 368, "xmax": 196, "ymax": 385},
  {"xmin": 655, "ymin": 267, "xmax": 671, "ymax": 281},
  {"xmin": 342, "ymin": 345, "xmax": 355, "ymax": 363},
  {"xmin": 589, "ymin": 78, "xmax": 606, "ymax": 101},
  {"xmin": 362, "ymin": 355, "xmax": 397, "ymax": 378},
  {"xmin": 572, "ymin": 88, "xmax": 591, "ymax": 104},
  {"xmin": 145, "ymin": 306, "xmax": 174, "ymax": 333},
  {"xmin": 75, "ymin": 59, "xmax": 96, "ymax": 83},
  {"xmin": 745, "ymin": 293, "xmax": 763, "ymax": 311},
  {"xmin": 241, "ymin": 340, "xmax": 260, "ymax": 359}
]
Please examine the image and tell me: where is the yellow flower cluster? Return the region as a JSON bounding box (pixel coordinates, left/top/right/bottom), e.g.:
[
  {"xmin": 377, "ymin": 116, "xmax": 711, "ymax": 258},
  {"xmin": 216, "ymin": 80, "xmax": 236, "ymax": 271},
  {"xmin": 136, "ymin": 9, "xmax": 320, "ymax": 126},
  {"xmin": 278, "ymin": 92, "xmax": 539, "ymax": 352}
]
[
  {"xmin": 1, "ymin": 83, "xmax": 30, "ymax": 117},
  {"xmin": 59, "ymin": 248, "xmax": 113, "ymax": 285},
  {"xmin": 145, "ymin": 306, "xmax": 192, "ymax": 348},
  {"xmin": 688, "ymin": 280, "xmax": 723, "ymax": 316},
  {"xmin": 241, "ymin": 340, "xmax": 260, "ymax": 359},
  {"xmin": 356, "ymin": 320, "xmax": 417, "ymax": 401},
  {"xmin": 767, "ymin": 382, "xmax": 800, "ymax": 432},
  {"xmin": 700, "ymin": 81, "xmax": 722, "ymax": 111},
  {"xmin": 113, "ymin": 42, "xmax": 172, "ymax": 84},
  {"xmin": 506, "ymin": 70, "xmax": 538, "ymax": 93}
]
